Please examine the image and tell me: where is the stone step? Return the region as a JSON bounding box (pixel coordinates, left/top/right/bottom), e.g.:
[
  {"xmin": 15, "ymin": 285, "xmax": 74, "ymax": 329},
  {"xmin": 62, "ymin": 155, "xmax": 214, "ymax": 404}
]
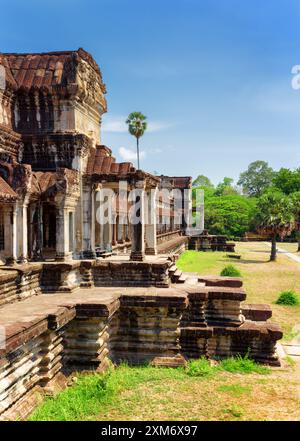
[
  {"xmin": 168, "ymin": 264, "xmax": 177, "ymax": 274},
  {"xmin": 177, "ymin": 274, "xmax": 187, "ymax": 284},
  {"xmin": 171, "ymin": 269, "xmax": 182, "ymax": 282}
]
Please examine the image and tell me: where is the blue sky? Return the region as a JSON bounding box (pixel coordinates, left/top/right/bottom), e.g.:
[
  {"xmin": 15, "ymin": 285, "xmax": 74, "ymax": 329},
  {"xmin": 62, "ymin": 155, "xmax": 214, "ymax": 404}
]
[{"xmin": 1, "ymin": 0, "xmax": 300, "ymax": 184}]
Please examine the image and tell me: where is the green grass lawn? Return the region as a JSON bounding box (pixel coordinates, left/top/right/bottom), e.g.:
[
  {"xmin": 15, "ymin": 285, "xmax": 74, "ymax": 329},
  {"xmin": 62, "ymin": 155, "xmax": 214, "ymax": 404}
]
[
  {"xmin": 177, "ymin": 241, "xmax": 300, "ymax": 337},
  {"xmin": 276, "ymin": 242, "xmax": 299, "ymax": 254},
  {"xmin": 29, "ymin": 358, "xmax": 300, "ymax": 421}
]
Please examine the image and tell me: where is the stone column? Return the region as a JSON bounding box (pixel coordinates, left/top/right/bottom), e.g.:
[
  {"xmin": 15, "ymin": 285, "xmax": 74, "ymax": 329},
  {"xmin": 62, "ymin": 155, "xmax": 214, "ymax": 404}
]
[
  {"xmin": 112, "ymin": 218, "xmax": 117, "ymax": 246},
  {"xmin": 31, "ymin": 203, "xmax": 43, "ymax": 261},
  {"xmin": 99, "ymin": 189, "xmax": 113, "ymax": 252},
  {"xmin": 130, "ymin": 180, "xmax": 145, "ymax": 261},
  {"xmin": 82, "ymin": 184, "xmax": 96, "ymax": 259},
  {"xmin": 12, "ymin": 205, "xmax": 18, "ymax": 262},
  {"xmin": 3, "ymin": 205, "xmax": 14, "ymax": 264},
  {"xmin": 20, "ymin": 201, "xmax": 29, "ymax": 263},
  {"xmin": 145, "ymin": 187, "xmax": 157, "ymax": 255},
  {"xmin": 56, "ymin": 206, "xmax": 72, "ymax": 261}
]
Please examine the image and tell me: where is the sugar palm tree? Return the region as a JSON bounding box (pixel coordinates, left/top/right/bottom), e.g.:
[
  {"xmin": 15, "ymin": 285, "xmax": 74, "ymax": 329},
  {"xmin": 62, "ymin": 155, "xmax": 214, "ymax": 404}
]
[
  {"xmin": 126, "ymin": 112, "xmax": 147, "ymax": 169},
  {"xmin": 255, "ymin": 191, "xmax": 295, "ymax": 261},
  {"xmin": 290, "ymin": 191, "xmax": 300, "ymax": 251}
]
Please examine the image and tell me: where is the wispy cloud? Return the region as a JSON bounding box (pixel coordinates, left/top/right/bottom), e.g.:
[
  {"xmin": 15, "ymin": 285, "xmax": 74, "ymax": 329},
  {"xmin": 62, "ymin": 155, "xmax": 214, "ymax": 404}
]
[
  {"xmin": 102, "ymin": 115, "xmax": 173, "ymax": 133},
  {"xmin": 119, "ymin": 146, "xmax": 146, "ymax": 162}
]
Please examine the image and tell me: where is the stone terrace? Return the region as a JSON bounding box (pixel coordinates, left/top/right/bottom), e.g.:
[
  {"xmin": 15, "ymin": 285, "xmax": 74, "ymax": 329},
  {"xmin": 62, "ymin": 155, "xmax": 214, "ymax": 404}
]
[{"xmin": 0, "ymin": 268, "xmax": 282, "ymax": 420}]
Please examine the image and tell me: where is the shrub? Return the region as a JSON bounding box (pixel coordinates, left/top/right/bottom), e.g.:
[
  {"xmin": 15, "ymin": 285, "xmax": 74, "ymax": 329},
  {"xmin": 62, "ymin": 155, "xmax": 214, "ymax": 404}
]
[
  {"xmin": 219, "ymin": 355, "xmax": 270, "ymax": 375},
  {"xmin": 186, "ymin": 358, "xmax": 216, "ymax": 377},
  {"xmin": 220, "ymin": 265, "xmax": 242, "ymax": 277},
  {"xmin": 275, "ymin": 290, "xmax": 300, "ymax": 306}
]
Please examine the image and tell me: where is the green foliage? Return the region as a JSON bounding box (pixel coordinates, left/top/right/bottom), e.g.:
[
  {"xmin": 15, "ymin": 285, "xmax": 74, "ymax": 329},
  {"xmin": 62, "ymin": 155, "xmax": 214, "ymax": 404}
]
[
  {"xmin": 218, "ymin": 384, "xmax": 251, "ymax": 397},
  {"xmin": 205, "ymin": 194, "xmax": 257, "ymax": 237},
  {"xmin": 192, "ymin": 174, "xmax": 214, "ymax": 188},
  {"xmin": 186, "ymin": 358, "xmax": 216, "ymax": 377},
  {"xmin": 126, "ymin": 112, "xmax": 147, "ymax": 139},
  {"xmin": 255, "ymin": 190, "xmax": 295, "ymax": 240},
  {"xmin": 29, "ymin": 364, "xmax": 186, "ymax": 421},
  {"xmin": 273, "ymin": 167, "xmax": 300, "ymax": 195},
  {"xmin": 220, "ymin": 265, "xmax": 242, "ymax": 277},
  {"xmin": 30, "ymin": 355, "xmax": 270, "ymax": 421},
  {"xmin": 215, "ymin": 177, "xmax": 239, "ymax": 196},
  {"xmin": 219, "ymin": 355, "xmax": 270, "ymax": 375},
  {"xmin": 275, "ymin": 290, "xmax": 300, "ymax": 306},
  {"xmin": 238, "ymin": 160, "xmax": 274, "ymax": 197}
]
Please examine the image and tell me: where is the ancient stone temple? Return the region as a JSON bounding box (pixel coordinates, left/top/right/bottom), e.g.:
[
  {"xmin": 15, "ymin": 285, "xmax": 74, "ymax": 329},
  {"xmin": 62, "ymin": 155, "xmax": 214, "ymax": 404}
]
[
  {"xmin": 0, "ymin": 48, "xmax": 191, "ymax": 264},
  {"xmin": 0, "ymin": 49, "xmax": 282, "ymax": 420}
]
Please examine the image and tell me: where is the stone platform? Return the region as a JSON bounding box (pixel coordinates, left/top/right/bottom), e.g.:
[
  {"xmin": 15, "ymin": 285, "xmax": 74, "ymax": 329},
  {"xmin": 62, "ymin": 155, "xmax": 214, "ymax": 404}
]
[{"xmin": 0, "ymin": 271, "xmax": 283, "ymax": 420}]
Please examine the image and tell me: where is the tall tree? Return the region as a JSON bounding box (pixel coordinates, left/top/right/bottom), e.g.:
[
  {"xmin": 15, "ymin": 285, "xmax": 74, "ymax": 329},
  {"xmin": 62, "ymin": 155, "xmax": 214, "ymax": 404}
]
[
  {"xmin": 192, "ymin": 174, "xmax": 214, "ymax": 188},
  {"xmin": 238, "ymin": 160, "xmax": 274, "ymax": 197},
  {"xmin": 290, "ymin": 191, "xmax": 300, "ymax": 251},
  {"xmin": 215, "ymin": 177, "xmax": 239, "ymax": 196},
  {"xmin": 255, "ymin": 191, "xmax": 295, "ymax": 261},
  {"xmin": 273, "ymin": 167, "xmax": 300, "ymax": 195},
  {"xmin": 126, "ymin": 112, "xmax": 147, "ymax": 169}
]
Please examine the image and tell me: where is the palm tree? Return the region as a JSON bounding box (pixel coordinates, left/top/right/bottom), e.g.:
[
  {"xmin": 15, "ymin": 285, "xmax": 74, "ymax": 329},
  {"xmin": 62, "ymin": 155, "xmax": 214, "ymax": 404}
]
[
  {"xmin": 255, "ymin": 191, "xmax": 295, "ymax": 261},
  {"xmin": 290, "ymin": 191, "xmax": 300, "ymax": 251},
  {"xmin": 126, "ymin": 112, "xmax": 147, "ymax": 169}
]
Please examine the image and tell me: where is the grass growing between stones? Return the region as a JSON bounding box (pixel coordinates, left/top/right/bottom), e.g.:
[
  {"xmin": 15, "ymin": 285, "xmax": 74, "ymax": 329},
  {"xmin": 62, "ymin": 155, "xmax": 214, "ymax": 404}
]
[
  {"xmin": 176, "ymin": 241, "xmax": 300, "ymax": 337},
  {"xmin": 29, "ymin": 357, "xmax": 300, "ymax": 421}
]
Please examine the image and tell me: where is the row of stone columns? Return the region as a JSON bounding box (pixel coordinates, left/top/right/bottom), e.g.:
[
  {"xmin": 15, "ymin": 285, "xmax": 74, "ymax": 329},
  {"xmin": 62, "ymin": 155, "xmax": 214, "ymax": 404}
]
[
  {"xmin": 88, "ymin": 180, "xmax": 158, "ymax": 261},
  {"xmin": 0, "ymin": 180, "xmax": 159, "ymax": 263}
]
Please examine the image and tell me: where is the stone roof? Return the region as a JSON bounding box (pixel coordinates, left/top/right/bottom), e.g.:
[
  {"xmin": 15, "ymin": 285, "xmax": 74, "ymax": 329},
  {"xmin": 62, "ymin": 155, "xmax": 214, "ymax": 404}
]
[
  {"xmin": 0, "ymin": 176, "xmax": 17, "ymax": 201},
  {"xmin": 86, "ymin": 145, "xmax": 136, "ymax": 177},
  {"xmin": 31, "ymin": 172, "xmax": 59, "ymax": 194},
  {"xmin": 0, "ymin": 48, "xmax": 106, "ymax": 92},
  {"xmin": 160, "ymin": 176, "xmax": 192, "ymax": 189}
]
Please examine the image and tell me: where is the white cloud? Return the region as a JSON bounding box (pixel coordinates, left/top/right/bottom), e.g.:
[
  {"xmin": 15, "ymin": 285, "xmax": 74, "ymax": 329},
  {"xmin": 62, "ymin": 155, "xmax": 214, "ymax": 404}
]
[
  {"xmin": 102, "ymin": 115, "xmax": 172, "ymax": 133},
  {"xmin": 102, "ymin": 117, "xmax": 127, "ymax": 133},
  {"xmin": 119, "ymin": 146, "xmax": 146, "ymax": 162}
]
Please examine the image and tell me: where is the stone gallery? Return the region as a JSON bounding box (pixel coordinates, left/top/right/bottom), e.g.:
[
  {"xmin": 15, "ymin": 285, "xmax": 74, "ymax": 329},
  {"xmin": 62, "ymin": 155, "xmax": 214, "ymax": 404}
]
[{"xmin": 0, "ymin": 49, "xmax": 282, "ymax": 420}]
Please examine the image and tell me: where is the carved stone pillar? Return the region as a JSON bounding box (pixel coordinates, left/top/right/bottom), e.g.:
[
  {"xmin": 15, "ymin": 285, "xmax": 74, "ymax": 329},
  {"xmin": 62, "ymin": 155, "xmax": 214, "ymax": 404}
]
[
  {"xmin": 82, "ymin": 184, "xmax": 96, "ymax": 259},
  {"xmin": 19, "ymin": 200, "xmax": 29, "ymax": 263},
  {"xmin": 130, "ymin": 180, "xmax": 145, "ymax": 261},
  {"xmin": 31, "ymin": 202, "xmax": 43, "ymax": 261},
  {"xmin": 56, "ymin": 207, "xmax": 72, "ymax": 261},
  {"xmin": 145, "ymin": 187, "xmax": 157, "ymax": 255},
  {"xmin": 2, "ymin": 205, "xmax": 15, "ymax": 264},
  {"xmin": 99, "ymin": 191, "xmax": 113, "ymax": 252}
]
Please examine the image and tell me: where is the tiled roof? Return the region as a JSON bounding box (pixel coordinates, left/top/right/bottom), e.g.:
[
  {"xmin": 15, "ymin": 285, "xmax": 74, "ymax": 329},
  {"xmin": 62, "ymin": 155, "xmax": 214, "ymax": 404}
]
[
  {"xmin": 31, "ymin": 172, "xmax": 58, "ymax": 194},
  {"xmin": 86, "ymin": 145, "xmax": 136, "ymax": 177},
  {"xmin": 0, "ymin": 54, "xmax": 17, "ymax": 89},
  {"xmin": 0, "ymin": 176, "xmax": 17, "ymax": 201},
  {"xmin": 0, "ymin": 48, "xmax": 104, "ymax": 91},
  {"xmin": 161, "ymin": 176, "xmax": 192, "ymax": 189}
]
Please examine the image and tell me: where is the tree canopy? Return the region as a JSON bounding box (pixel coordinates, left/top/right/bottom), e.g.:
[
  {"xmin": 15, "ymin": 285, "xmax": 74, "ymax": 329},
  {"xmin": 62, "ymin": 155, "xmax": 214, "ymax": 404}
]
[
  {"xmin": 272, "ymin": 167, "xmax": 300, "ymax": 195},
  {"xmin": 192, "ymin": 175, "xmax": 214, "ymax": 188},
  {"xmin": 254, "ymin": 190, "xmax": 295, "ymax": 260},
  {"xmin": 237, "ymin": 160, "xmax": 274, "ymax": 197}
]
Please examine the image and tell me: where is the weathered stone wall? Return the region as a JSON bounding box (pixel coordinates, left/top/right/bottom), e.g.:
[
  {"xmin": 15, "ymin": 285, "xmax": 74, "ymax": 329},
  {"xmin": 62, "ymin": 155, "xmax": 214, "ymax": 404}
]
[
  {"xmin": 63, "ymin": 297, "xmax": 119, "ymax": 372},
  {"xmin": 92, "ymin": 260, "xmax": 172, "ymax": 287},
  {"xmin": 179, "ymin": 284, "xmax": 282, "ymax": 366},
  {"xmin": 41, "ymin": 262, "xmax": 82, "ymax": 293},
  {"xmin": 0, "ymin": 265, "xmax": 41, "ymax": 307},
  {"xmin": 110, "ymin": 290, "xmax": 187, "ymax": 367}
]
